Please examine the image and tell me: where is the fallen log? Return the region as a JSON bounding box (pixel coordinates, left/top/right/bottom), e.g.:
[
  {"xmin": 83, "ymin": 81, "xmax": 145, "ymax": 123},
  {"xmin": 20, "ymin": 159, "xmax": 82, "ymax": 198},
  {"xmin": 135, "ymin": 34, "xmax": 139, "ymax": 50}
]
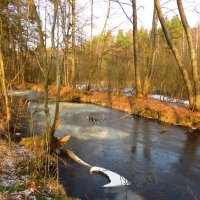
[{"xmin": 65, "ymin": 148, "xmax": 131, "ymax": 187}]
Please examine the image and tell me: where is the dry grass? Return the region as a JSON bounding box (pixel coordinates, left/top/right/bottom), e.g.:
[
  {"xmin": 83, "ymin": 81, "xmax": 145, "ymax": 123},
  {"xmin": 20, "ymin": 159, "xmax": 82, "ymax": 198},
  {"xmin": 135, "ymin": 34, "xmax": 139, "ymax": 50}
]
[{"xmin": 0, "ymin": 136, "xmax": 77, "ymax": 200}]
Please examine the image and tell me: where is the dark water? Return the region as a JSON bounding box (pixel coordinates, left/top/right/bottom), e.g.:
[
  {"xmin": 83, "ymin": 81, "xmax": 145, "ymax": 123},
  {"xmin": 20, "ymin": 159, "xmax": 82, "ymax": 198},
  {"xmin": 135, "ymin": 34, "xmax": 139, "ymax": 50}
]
[
  {"xmin": 16, "ymin": 90, "xmax": 200, "ymax": 200},
  {"xmin": 27, "ymin": 102, "xmax": 200, "ymax": 200}
]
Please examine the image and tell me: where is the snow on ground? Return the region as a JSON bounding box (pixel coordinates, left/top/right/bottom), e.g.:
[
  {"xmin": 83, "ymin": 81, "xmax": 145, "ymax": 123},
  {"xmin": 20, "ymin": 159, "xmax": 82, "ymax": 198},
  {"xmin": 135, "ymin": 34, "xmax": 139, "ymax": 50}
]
[
  {"xmin": 148, "ymin": 94, "xmax": 189, "ymax": 105},
  {"xmin": 0, "ymin": 140, "xmax": 56, "ymax": 200},
  {"xmin": 8, "ymin": 90, "xmax": 30, "ymax": 96},
  {"xmin": 0, "ymin": 140, "xmax": 36, "ymax": 200}
]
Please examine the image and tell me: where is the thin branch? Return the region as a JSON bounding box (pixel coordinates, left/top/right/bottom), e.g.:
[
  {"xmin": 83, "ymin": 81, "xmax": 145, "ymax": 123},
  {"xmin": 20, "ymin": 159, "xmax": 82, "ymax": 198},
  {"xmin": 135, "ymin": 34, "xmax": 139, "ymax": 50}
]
[{"xmin": 115, "ymin": 0, "xmax": 133, "ymax": 24}]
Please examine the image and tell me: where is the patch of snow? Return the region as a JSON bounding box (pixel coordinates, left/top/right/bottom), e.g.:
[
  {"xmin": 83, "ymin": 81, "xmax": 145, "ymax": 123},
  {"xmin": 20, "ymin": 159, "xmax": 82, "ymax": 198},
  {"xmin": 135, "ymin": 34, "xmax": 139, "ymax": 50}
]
[
  {"xmin": 122, "ymin": 88, "xmax": 136, "ymax": 96},
  {"xmin": 90, "ymin": 88, "xmax": 98, "ymax": 92},
  {"xmin": 0, "ymin": 178, "xmax": 17, "ymax": 187},
  {"xmin": 15, "ymin": 132, "xmax": 22, "ymax": 136},
  {"xmin": 8, "ymin": 90, "xmax": 30, "ymax": 96},
  {"xmin": 183, "ymin": 100, "xmax": 189, "ymax": 105},
  {"xmin": 148, "ymin": 94, "xmax": 189, "ymax": 105},
  {"xmin": 76, "ymin": 84, "xmax": 86, "ymax": 90},
  {"xmin": 98, "ymin": 87, "xmax": 112, "ymax": 92},
  {"xmin": 90, "ymin": 166, "xmax": 131, "ymax": 187},
  {"xmin": 7, "ymin": 189, "xmax": 36, "ymax": 200}
]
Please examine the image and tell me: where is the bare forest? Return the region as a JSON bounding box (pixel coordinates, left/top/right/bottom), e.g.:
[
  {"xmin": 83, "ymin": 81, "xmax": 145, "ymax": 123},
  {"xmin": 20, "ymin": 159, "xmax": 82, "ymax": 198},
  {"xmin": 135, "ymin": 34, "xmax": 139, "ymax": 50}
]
[{"xmin": 0, "ymin": 0, "xmax": 200, "ymax": 200}]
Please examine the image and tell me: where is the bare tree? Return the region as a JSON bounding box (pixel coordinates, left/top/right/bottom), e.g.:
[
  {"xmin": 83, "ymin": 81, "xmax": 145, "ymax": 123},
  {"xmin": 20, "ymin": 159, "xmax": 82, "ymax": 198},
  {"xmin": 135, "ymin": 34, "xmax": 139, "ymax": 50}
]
[
  {"xmin": 132, "ymin": 0, "xmax": 143, "ymax": 97},
  {"xmin": 177, "ymin": 0, "xmax": 200, "ymax": 110},
  {"xmin": 71, "ymin": 0, "xmax": 76, "ymax": 86},
  {"xmin": 60, "ymin": 0, "xmax": 71, "ymax": 87},
  {"xmin": 29, "ymin": 0, "xmax": 53, "ymax": 153},
  {"xmin": 154, "ymin": 0, "xmax": 200, "ymax": 110},
  {"xmin": 50, "ymin": 0, "xmax": 61, "ymax": 150},
  {"xmin": 0, "ymin": 2, "xmax": 11, "ymax": 148},
  {"xmin": 85, "ymin": 0, "xmax": 93, "ymax": 90},
  {"xmin": 86, "ymin": 0, "xmax": 111, "ymax": 90},
  {"xmin": 143, "ymin": 5, "xmax": 158, "ymax": 96}
]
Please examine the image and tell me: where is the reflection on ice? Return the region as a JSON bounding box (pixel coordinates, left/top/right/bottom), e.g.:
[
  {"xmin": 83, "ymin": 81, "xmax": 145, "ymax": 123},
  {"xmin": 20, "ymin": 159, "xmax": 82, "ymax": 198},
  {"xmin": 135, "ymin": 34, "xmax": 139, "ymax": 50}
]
[
  {"xmin": 30, "ymin": 102, "xmax": 131, "ymax": 141},
  {"xmin": 56, "ymin": 125, "xmax": 130, "ymax": 140},
  {"xmin": 115, "ymin": 191, "xmax": 144, "ymax": 200}
]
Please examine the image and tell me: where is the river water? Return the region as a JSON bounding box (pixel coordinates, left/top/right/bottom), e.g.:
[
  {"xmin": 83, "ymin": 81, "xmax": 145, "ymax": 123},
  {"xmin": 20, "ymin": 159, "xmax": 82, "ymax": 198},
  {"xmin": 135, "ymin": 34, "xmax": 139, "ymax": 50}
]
[{"xmin": 16, "ymin": 91, "xmax": 200, "ymax": 200}]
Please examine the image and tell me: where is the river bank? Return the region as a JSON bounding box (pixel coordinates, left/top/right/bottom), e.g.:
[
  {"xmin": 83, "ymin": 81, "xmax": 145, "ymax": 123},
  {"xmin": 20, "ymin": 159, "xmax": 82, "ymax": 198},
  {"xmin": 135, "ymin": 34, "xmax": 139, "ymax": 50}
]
[
  {"xmin": 0, "ymin": 97, "xmax": 78, "ymax": 200},
  {"xmin": 17, "ymin": 83, "xmax": 200, "ymax": 130},
  {"xmin": 0, "ymin": 138, "xmax": 77, "ymax": 200}
]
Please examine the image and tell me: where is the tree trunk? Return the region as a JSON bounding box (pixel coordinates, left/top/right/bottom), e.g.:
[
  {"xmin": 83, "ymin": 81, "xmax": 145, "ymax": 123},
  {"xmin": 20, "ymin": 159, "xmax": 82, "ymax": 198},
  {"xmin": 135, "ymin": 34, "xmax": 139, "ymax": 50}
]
[
  {"xmin": 17, "ymin": 0, "xmax": 25, "ymax": 84},
  {"xmin": 0, "ymin": 44, "xmax": 11, "ymax": 124},
  {"xmin": 71, "ymin": 0, "xmax": 76, "ymax": 86},
  {"xmin": 177, "ymin": 0, "xmax": 200, "ymax": 111},
  {"xmin": 6, "ymin": 7, "xmax": 18, "ymax": 81},
  {"xmin": 65, "ymin": 2, "xmax": 71, "ymax": 87},
  {"xmin": 86, "ymin": 0, "xmax": 94, "ymax": 90},
  {"xmin": 30, "ymin": 0, "xmax": 52, "ymax": 152},
  {"xmin": 50, "ymin": 0, "xmax": 61, "ymax": 152},
  {"xmin": 155, "ymin": 0, "xmax": 194, "ymax": 109},
  {"xmin": 86, "ymin": 0, "xmax": 110, "ymax": 91},
  {"xmin": 132, "ymin": 0, "xmax": 143, "ymax": 97},
  {"xmin": 0, "ymin": 9, "xmax": 11, "ymax": 148},
  {"xmin": 0, "ymin": 3, "xmax": 11, "ymax": 124},
  {"xmin": 59, "ymin": 0, "xmax": 70, "ymax": 87},
  {"xmin": 143, "ymin": 5, "xmax": 158, "ymax": 96}
]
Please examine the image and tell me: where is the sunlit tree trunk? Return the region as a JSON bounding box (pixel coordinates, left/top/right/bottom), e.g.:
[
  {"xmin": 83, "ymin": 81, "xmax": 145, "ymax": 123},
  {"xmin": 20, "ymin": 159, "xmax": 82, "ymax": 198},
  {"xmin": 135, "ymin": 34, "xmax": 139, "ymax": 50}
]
[
  {"xmin": 155, "ymin": 0, "xmax": 194, "ymax": 109},
  {"xmin": 177, "ymin": 0, "xmax": 200, "ymax": 111},
  {"xmin": 71, "ymin": 0, "xmax": 76, "ymax": 86},
  {"xmin": 17, "ymin": 0, "xmax": 25, "ymax": 84},
  {"xmin": 60, "ymin": 0, "xmax": 71, "ymax": 87},
  {"xmin": 29, "ymin": 0, "xmax": 52, "ymax": 152},
  {"xmin": 0, "ymin": 46, "xmax": 11, "ymax": 123},
  {"xmin": 0, "ymin": 6, "xmax": 11, "ymax": 148},
  {"xmin": 143, "ymin": 5, "xmax": 158, "ymax": 96},
  {"xmin": 132, "ymin": 0, "xmax": 143, "ymax": 97},
  {"xmin": 6, "ymin": 7, "xmax": 17, "ymax": 81},
  {"xmin": 50, "ymin": 0, "xmax": 61, "ymax": 151},
  {"xmin": 86, "ymin": 0, "xmax": 93, "ymax": 90}
]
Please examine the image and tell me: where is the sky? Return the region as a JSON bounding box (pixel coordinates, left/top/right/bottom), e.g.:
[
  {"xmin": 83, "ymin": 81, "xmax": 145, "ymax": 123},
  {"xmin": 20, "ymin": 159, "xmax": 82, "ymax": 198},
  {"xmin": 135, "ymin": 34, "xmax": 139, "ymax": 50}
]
[{"xmin": 77, "ymin": 0, "xmax": 200, "ymax": 37}]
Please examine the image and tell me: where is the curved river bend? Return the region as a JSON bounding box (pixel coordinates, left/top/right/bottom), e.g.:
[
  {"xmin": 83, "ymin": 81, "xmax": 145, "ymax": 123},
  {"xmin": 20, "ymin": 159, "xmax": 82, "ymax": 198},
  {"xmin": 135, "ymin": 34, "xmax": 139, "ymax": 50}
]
[{"xmin": 18, "ymin": 91, "xmax": 200, "ymax": 200}]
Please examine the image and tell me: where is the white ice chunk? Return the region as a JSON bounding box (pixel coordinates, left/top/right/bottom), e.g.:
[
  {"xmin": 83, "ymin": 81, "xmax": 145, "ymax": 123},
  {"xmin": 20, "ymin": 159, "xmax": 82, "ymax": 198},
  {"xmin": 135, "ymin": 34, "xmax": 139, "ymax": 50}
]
[{"xmin": 90, "ymin": 166, "xmax": 131, "ymax": 187}]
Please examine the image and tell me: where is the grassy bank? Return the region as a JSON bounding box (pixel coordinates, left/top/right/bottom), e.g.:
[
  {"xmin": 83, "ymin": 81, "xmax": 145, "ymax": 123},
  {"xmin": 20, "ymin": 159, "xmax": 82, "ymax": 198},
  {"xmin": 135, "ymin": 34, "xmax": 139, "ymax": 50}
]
[
  {"xmin": 0, "ymin": 137, "xmax": 77, "ymax": 200},
  {"xmin": 19, "ymin": 83, "xmax": 200, "ymax": 130},
  {"xmin": 0, "ymin": 96, "xmax": 78, "ymax": 200}
]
